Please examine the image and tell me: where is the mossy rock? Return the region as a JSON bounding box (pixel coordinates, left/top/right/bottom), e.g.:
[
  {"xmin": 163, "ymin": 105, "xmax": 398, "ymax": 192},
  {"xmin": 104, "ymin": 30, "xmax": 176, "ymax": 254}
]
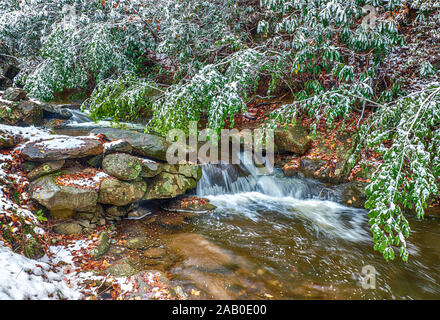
[
  {"xmin": 53, "ymin": 222, "xmax": 83, "ymax": 235},
  {"xmin": 90, "ymin": 232, "xmax": 110, "ymax": 259},
  {"xmin": 102, "ymin": 153, "xmax": 143, "ymax": 181},
  {"xmin": 98, "ymin": 178, "xmax": 146, "ymax": 206},
  {"xmin": 274, "ymin": 121, "xmax": 313, "ymax": 155},
  {"xmin": 143, "ymin": 172, "xmax": 197, "ymax": 200},
  {"xmin": 23, "ymin": 236, "xmax": 44, "ymax": 260},
  {"xmin": 105, "ymin": 258, "xmax": 140, "ymax": 277},
  {"xmin": 27, "ymin": 160, "xmax": 65, "ymax": 181}
]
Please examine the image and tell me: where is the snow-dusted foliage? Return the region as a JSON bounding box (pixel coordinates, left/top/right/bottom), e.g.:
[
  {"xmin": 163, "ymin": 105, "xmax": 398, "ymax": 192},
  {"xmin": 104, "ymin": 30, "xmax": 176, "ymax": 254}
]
[
  {"xmin": 1, "ymin": 0, "xmax": 440, "ymax": 261},
  {"xmin": 360, "ymin": 83, "xmax": 440, "ymax": 261},
  {"xmin": 259, "ymin": 0, "xmax": 440, "ymax": 261},
  {"xmin": 151, "ymin": 48, "xmax": 262, "ymax": 134}
]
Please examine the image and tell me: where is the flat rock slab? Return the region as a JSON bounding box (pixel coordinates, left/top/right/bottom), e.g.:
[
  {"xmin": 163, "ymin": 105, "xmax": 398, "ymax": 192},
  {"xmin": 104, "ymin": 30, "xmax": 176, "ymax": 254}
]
[
  {"xmin": 91, "ymin": 127, "xmax": 171, "ymax": 161},
  {"xmin": 21, "ymin": 136, "xmax": 103, "ymax": 161}
]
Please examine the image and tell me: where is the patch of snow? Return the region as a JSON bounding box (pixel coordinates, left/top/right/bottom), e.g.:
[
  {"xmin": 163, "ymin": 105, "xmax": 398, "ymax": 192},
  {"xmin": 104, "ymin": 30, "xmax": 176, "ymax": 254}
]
[
  {"xmin": 34, "ymin": 137, "xmax": 87, "ymax": 150},
  {"xmin": 0, "ymin": 124, "xmax": 53, "ymax": 142},
  {"xmin": 103, "ymin": 139, "xmax": 126, "ymax": 151},
  {"xmin": 0, "ymin": 244, "xmax": 83, "ymax": 300}
]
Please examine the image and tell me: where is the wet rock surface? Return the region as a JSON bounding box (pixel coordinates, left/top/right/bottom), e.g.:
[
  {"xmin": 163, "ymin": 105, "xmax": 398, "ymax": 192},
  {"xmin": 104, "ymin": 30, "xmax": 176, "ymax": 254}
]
[{"xmin": 163, "ymin": 197, "xmax": 216, "ymax": 215}]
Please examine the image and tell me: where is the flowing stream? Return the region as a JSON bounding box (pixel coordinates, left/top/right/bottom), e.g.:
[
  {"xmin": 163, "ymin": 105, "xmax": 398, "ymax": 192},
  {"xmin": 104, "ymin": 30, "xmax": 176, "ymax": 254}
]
[
  {"xmin": 56, "ymin": 108, "xmax": 440, "ymax": 299},
  {"xmin": 158, "ymin": 153, "xmax": 440, "ymax": 299}
]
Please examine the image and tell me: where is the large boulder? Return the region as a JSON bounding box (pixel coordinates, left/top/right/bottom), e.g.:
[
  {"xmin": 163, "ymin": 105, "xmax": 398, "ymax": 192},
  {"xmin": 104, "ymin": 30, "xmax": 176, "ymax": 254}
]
[
  {"xmin": 0, "ymin": 100, "xmax": 43, "ymax": 126},
  {"xmin": 21, "ymin": 136, "xmax": 103, "ymax": 162},
  {"xmin": 102, "ymin": 153, "xmax": 143, "ymax": 181},
  {"xmin": 282, "ymin": 130, "xmax": 358, "ymax": 184},
  {"xmin": 30, "ymin": 176, "xmax": 98, "ymax": 219},
  {"xmin": 91, "ymin": 128, "xmax": 171, "ymax": 161},
  {"xmin": 98, "ymin": 177, "xmax": 146, "ymax": 206},
  {"xmin": 274, "ymin": 121, "xmax": 312, "ymax": 155},
  {"xmin": 143, "ymin": 172, "xmax": 198, "ymax": 200},
  {"xmin": 40, "ymin": 103, "xmax": 73, "ymax": 120},
  {"xmin": 2, "ymin": 87, "xmax": 27, "ymax": 102}
]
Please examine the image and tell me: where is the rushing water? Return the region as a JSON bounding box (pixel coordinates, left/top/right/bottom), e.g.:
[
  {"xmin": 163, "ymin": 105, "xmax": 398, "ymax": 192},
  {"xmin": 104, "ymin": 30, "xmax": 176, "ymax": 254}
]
[
  {"xmin": 159, "ymin": 153, "xmax": 440, "ymax": 300},
  {"xmin": 56, "ymin": 108, "xmax": 440, "ymax": 299}
]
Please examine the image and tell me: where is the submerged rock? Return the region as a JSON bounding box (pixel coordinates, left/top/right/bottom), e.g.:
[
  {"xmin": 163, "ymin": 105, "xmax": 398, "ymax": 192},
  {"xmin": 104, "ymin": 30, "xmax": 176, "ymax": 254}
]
[
  {"xmin": 165, "ymin": 233, "xmax": 234, "ymax": 270},
  {"xmin": 105, "ymin": 258, "xmax": 139, "ymax": 277},
  {"xmin": 143, "ymin": 247, "xmax": 166, "ymax": 259},
  {"xmin": 21, "ymin": 136, "xmax": 103, "ymax": 162},
  {"xmin": 124, "ymin": 236, "xmax": 159, "ymax": 250},
  {"xmin": 157, "ymin": 213, "xmax": 186, "ymax": 228},
  {"xmin": 102, "ymin": 153, "xmax": 143, "ymax": 181}
]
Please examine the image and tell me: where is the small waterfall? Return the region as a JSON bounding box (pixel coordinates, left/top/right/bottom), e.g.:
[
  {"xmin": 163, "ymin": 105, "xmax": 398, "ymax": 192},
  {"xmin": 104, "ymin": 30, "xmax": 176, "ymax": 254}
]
[
  {"xmin": 68, "ymin": 109, "xmax": 93, "ymax": 123},
  {"xmin": 194, "ymin": 151, "xmax": 370, "ymax": 242},
  {"xmin": 196, "ymin": 151, "xmax": 316, "ymax": 200}
]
